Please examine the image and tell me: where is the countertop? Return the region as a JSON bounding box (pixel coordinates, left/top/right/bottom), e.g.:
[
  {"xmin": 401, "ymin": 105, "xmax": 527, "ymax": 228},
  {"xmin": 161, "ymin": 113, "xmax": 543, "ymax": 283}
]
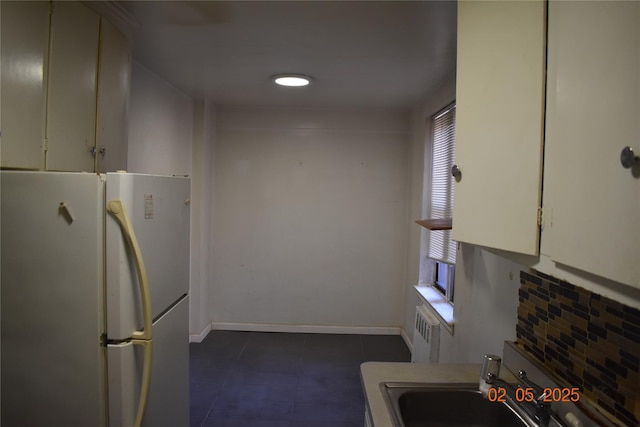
[{"xmin": 360, "ymin": 362, "xmax": 483, "ymax": 427}]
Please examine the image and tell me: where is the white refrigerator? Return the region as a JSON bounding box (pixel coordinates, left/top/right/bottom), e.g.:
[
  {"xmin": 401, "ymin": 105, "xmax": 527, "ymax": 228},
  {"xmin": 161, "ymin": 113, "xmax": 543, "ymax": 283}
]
[{"xmin": 1, "ymin": 171, "xmax": 190, "ymax": 427}]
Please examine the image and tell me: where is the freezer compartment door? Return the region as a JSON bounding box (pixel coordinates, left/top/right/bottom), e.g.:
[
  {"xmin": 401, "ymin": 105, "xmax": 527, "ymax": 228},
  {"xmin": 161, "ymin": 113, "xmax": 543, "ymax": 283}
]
[
  {"xmin": 105, "ymin": 173, "xmax": 190, "ymax": 340},
  {"xmin": 108, "ymin": 296, "xmax": 190, "ymax": 427}
]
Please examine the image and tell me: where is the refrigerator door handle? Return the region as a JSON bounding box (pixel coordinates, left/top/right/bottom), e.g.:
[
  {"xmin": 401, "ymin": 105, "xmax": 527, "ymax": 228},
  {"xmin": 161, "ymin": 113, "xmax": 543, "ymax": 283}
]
[
  {"xmin": 107, "ymin": 199, "xmax": 153, "ymax": 341},
  {"xmin": 131, "ymin": 339, "xmax": 153, "ymax": 427}
]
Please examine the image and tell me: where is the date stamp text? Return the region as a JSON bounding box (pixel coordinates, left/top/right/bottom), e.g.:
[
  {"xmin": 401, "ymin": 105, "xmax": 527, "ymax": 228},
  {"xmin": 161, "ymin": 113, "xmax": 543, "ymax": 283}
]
[{"xmin": 487, "ymin": 387, "xmax": 580, "ymax": 403}]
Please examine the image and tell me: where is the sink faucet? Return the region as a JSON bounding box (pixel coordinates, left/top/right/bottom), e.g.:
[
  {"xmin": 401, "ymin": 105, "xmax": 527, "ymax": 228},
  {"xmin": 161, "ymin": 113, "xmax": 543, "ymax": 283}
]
[{"xmin": 480, "ymin": 355, "xmax": 552, "ymax": 427}]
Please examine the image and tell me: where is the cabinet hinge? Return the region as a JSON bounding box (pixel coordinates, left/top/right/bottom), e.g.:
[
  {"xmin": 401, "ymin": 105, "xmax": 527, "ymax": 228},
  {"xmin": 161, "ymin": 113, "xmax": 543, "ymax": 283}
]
[
  {"xmin": 43, "ymin": 138, "xmax": 49, "ymax": 152},
  {"xmin": 537, "ymin": 207, "xmax": 543, "ymax": 228}
]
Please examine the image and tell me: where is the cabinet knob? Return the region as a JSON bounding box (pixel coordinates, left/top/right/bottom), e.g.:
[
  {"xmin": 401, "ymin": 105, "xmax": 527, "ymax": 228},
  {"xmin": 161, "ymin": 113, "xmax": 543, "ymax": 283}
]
[
  {"xmin": 451, "ymin": 164, "xmax": 462, "ymax": 182},
  {"xmin": 99, "ymin": 148, "xmax": 106, "ymax": 157},
  {"xmin": 620, "ymin": 146, "xmax": 639, "ymax": 169}
]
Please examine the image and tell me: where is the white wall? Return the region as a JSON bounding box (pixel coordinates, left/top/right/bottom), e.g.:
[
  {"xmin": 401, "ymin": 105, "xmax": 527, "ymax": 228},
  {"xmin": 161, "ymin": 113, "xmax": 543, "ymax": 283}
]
[
  {"xmin": 210, "ymin": 106, "xmax": 410, "ymax": 332},
  {"xmin": 189, "ymin": 99, "xmax": 216, "ymax": 339},
  {"xmin": 127, "ymin": 61, "xmax": 192, "ymax": 176},
  {"xmin": 438, "ymin": 244, "xmax": 521, "ymax": 363}
]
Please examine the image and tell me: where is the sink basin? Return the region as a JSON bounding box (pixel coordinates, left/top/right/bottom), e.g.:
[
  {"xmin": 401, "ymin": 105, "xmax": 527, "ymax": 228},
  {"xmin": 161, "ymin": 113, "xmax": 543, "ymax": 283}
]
[{"xmin": 380, "ymin": 382, "xmax": 529, "ymax": 427}]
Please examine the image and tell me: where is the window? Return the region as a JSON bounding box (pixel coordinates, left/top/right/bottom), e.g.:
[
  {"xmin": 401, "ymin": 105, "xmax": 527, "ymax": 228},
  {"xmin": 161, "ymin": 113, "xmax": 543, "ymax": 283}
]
[{"xmin": 426, "ymin": 103, "xmax": 456, "ymax": 302}]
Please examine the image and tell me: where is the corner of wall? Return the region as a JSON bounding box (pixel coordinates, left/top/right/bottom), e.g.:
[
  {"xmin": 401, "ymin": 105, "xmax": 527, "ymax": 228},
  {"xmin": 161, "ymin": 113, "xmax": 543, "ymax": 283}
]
[{"xmin": 189, "ymin": 99, "xmax": 216, "ymax": 336}]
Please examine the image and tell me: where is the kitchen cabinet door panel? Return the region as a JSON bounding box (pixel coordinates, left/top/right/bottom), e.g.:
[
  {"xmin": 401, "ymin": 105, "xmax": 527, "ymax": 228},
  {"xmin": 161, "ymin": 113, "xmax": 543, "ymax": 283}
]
[
  {"xmin": 0, "ymin": 1, "xmax": 50, "ymax": 169},
  {"xmin": 46, "ymin": 1, "xmax": 99, "ymax": 171},
  {"xmin": 542, "ymin": 1, "xmax": 640, "ymax": 288},
  {"xmin": 452, "ymin": 0, "xmax": 546, "ymax": 255},
  {"xmin": 97, "ymin": 19, "xmax": 130, "ymax": 173}
]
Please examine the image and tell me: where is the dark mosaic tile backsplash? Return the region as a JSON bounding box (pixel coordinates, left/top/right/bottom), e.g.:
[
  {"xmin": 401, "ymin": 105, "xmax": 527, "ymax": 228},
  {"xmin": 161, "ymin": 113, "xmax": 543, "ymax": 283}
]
[{"xmin": 517, "ymin": 270, "xmax": 640, "ymax": 426}]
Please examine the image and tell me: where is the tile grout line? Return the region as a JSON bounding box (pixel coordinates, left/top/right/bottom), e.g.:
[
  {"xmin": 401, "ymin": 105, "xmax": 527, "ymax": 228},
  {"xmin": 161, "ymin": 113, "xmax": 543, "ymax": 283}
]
[
  {"xmin": 198, "ymin": 395, "xmax": 217, "ymax": 427},
  {"xmin": 201, "ymin": 331, "xmax": 253, "ymax": 426},
  {"xmin": 235, "ymin": 331, "xmax": 252, "ymax": 359}
]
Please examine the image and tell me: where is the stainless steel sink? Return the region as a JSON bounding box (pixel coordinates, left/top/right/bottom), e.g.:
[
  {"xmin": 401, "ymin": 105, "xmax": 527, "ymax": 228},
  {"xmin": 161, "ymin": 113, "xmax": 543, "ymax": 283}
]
[{"xmin": 380, "ymin": 382, "xmax": 530, "ymax": 427}]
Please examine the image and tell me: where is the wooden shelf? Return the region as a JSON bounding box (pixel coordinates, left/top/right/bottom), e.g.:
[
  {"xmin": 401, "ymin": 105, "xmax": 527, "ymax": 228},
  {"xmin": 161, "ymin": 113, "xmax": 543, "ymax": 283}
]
[{"xmin": 415, "ymin": 218, "xmax": 452, "ymax": 230}]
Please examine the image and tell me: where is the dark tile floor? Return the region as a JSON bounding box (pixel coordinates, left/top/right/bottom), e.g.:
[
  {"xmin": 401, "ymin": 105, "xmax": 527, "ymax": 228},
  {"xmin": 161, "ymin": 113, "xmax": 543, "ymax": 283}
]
[{"xmin": 189, "ymin": 331, "xmax": 411, "ymax": 427}]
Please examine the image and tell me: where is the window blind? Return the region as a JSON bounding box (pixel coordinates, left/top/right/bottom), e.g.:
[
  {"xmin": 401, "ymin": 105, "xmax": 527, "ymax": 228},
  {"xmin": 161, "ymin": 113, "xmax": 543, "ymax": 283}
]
[{"xmin": 428, "ymin": 104, "xmax": 456, "ymax": 265}]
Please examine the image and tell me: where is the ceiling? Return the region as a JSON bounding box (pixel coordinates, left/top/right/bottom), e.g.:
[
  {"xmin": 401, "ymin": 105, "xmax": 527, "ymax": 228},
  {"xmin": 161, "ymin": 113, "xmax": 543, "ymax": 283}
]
[{"xmin": 115, "ymin": 1, "xmax": 457, "ymax": 109}]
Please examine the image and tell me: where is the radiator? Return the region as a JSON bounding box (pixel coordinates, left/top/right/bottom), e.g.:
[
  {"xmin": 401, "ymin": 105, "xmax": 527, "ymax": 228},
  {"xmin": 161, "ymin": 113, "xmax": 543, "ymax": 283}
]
[{"xmin": 411, "ymin": 305, "xmax": 441, "ymax": 363}]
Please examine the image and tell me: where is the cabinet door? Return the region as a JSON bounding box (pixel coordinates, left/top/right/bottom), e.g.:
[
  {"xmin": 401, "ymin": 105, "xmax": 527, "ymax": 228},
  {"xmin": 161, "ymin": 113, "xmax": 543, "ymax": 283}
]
[
  {"xmin": 96, "ymin": 19, "xmax": 130, "ymax": 173},
  {"xmin": 542, "ymin": 1, "xmax": 640, "ymax": 288},
  {"xmin": 46, "ymin": 1, "xmax": 99, "ymax": 172},
  {"xmin": 452, "ymin": 1, "xmax": 546, "ymax": 255},
  {"xmin": 0, "ymin": 1, "xmax": 50, "ymax": 169}
]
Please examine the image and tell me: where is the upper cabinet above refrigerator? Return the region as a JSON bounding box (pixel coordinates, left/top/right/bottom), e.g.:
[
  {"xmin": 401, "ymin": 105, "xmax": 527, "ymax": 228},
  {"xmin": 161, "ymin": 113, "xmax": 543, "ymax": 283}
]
[
  {"xmin": 0, "ymin": 1, "xmax": 50, "ymax": 170},
  {"xmin": 0, "ymin": 1, "xmax": 130, "ymax": 173},
  {"xmin": 46, "ymin": 1, "xmax": 101, "ymax": 172},
  {"xmin": 96, "ymin": 19, "xmax": 131, "ymax": 174}
]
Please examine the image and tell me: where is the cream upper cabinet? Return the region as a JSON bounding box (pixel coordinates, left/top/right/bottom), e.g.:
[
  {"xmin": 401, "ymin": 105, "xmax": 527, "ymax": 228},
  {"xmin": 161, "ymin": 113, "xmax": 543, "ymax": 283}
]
[
  {"xmin": 96, "ymin": 19, "xmax": 131, "ymax": 173},
  {"xmin": 46, "ymin": 1, "xmax": 100, "ymax": 172},
  {"xmin": 0, "ymin": 2, "xmax": 130, "ymax": 173},
  {"xmin": 542, "ymin": 1, "xmax": 640, "ymax": 289},
  {"xmin": 0, "ymin": 1, "xmax": 50, "ymax": 169},
  {"xmin": 452, "ymin": 0, "xmax": 546, "ymax": 256}
]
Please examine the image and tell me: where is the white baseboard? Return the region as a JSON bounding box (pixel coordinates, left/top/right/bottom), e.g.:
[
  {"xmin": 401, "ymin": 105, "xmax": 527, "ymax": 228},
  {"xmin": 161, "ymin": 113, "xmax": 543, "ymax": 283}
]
[
  {"xmin": 400, "ymin": 328, "xmax": 413, "ymax": 353},
  {"xmin": 210, "ymin": 322, "xmax": 402, "ymax": 336},
  {"xmin": 189, "ymin": 323, "xmax": 212, "ymax": 343}
]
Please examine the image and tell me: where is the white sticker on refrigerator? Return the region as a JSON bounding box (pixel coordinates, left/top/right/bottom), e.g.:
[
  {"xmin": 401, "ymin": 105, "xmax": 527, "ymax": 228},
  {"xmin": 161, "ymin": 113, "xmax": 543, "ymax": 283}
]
[{"xmin": 144, "ymin": 194, "xmax": 154, "ymax": 219}]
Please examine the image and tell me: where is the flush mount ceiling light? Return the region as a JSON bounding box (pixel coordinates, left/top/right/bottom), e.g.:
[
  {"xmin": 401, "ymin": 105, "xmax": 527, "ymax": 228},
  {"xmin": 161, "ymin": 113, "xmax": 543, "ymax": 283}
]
[{"xmin": 272, "ymin": 74, "xmax": 312, "ymax": 87}]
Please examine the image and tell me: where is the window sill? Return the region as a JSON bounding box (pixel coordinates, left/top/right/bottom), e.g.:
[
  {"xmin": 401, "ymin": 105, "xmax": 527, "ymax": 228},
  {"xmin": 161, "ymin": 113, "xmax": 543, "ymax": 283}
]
[{"xmin": 414, "ymin": 284, "xmax": 454, "ymax": 335}]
